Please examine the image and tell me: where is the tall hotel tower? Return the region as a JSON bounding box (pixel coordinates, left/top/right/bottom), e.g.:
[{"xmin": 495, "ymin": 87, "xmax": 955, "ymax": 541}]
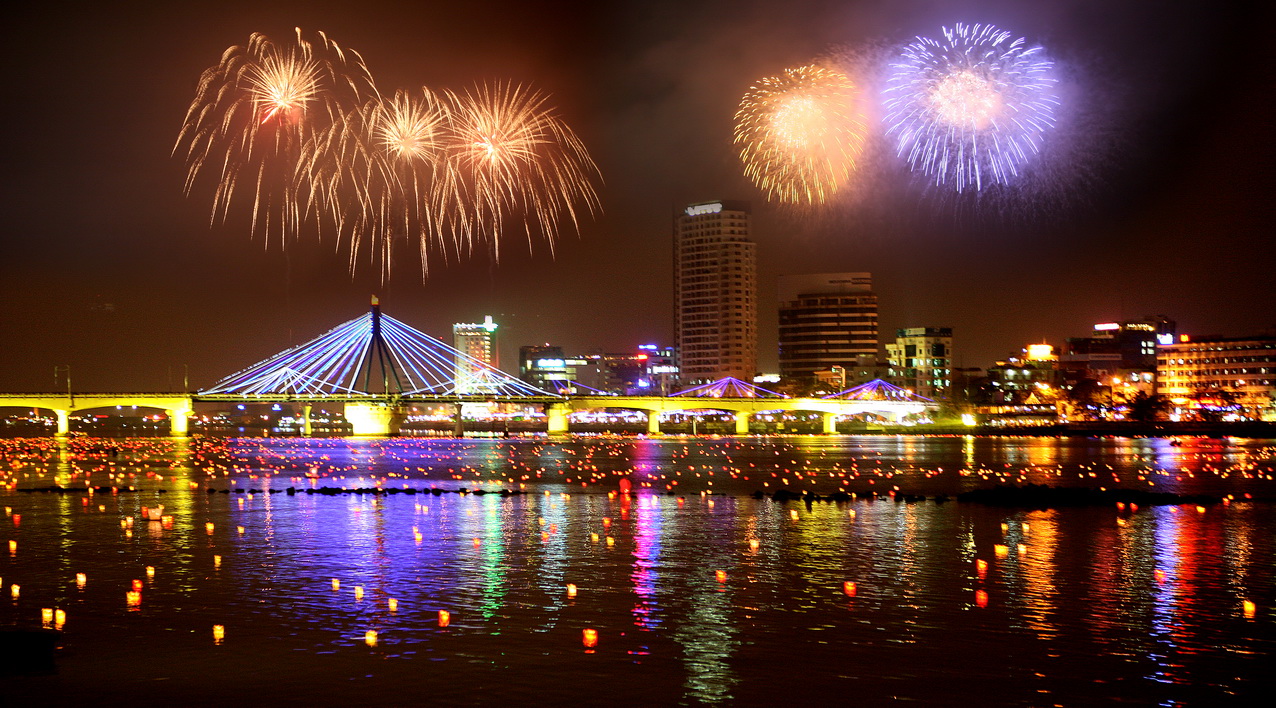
[{"xmin": 674, "ymin": 200, "xmax": 757, "ymax": 384}]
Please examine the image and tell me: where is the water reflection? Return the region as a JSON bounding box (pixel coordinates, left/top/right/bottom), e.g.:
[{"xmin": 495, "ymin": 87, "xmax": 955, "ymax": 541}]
[{"xmin": 0, "ymin": 436, "xmax": 1274, "ymax": 705}]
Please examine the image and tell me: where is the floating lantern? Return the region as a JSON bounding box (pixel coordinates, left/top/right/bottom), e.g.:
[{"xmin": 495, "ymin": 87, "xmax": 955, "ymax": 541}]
[
  {"xmin": 365, "ymin": 630, "xmax": 378, "ymax": 647},
  {"xmin": 331, "ymin": 578, "xmax": 340, "ymax": 591},
  {"xmin": 354, "ymin": 586, "xmax": 364, "ymax": 601},
  {"xmin": 41, "ymin": 608, "xmax": 53, "ymax": 626},
  {"xmin": 975, "ymin": 590, "xmax": 988, "ymax": 608},
  {"xmin": 213, "ymin": 555, "xmax": 222, "ymax": 569},
  {"xmin": 12, "ymin": 514, "xmax": 19, "ymax": 526},
  {"xmin": 541, "ymin": 532, "xmax": 550, "ymax": 542},
  {"xmin": 132, "ymin": 579, "xmax": 144, "ymax": 591},
  {"xmin": 715, "ymin": 570, "xmax": 727, "ymax": 583},
  {"xmin": 1130, "ymin": 503, "xmax": 1139, "ymax": 512},
  {"xmin": 205, "ymin": 522, "xmax": 215, "ymax": 534},
  {"xmin": 843, "ymin": 581, "xmax": 857, "ymax": 597},
  {"xmin": 236, "ymin": 526, "xmax": 245, "ymax": 535},
  {"xmin": 605, "ymin": 536, "xmax": 615, "ymax": 547},
  {"xmin": 414, "ymin": 531, "xmax": 423, "ymax": 544},
  {"xmin": 566, "ymin": 584, "xmax": 578, "ymax": 598},
  {"xmin": 976, "ymin": 559, "xmax": 988, "ymax": 578},
  {"xmin": 438, "ymin": 610, "xmax": 450, "ymax": 628},
  {"xmin": 1021, "ymin": 522, "xmax": 1030, "ymax": 533},
  {"xmin": 1000, "ymin": 522, "xmax": 1009, "ymax": 534},
  {"xmin": 388, "ymin": 598, "xmax": 398, "ymax": 612},
  {"xmin": 1116, "ymin": 518, "xmax": 1127, "ymax": 527},
  {"xmin": 748, "ymin": 539, "xmax": 760, "ymax": 552},
  {"xmin": 1243, "ymin": 600, "xmax": 1257, "ymax": 619},
  {"xmin": 54, "ymin": 609, "xmax": 65, "ymax": 629},
  {"xmin": 126, "ymin": 590, "xmax": 140, "ymax": 607},
  {"xmin": 473, "ymin": 538, "xmax": 482, "ymax": 548},
  {"xmin": 602, "ymin": 517, "xmax": 612, "ymax": 528},
  {"xmin": 146, "ymin": 566, "xmax": 155, "ymax": 579},
  {"xmin": 848, "ymin": 510, "xmax": 856, "ymax": 519},
  {"xmin": 213, "ymin": 624, "xmax": 225, "ymax": 644},
  {"xmin": 1195, "ymin": 505, "xmax": 1206, "ymax": 514},
  {"xmin": 76, "ymin": 573, "xmax": 87, "ymax": 588},
  {"xmin": 994, "ymin": 544, "xmax": 1009, "ymax": 557},
  {"xmin": 1017, "ymin": 544, "xmax": 1027, "ymax": 555},
  {"xmin": 583, "ymin": 628, "xmax": 598, "ymax": 648},
  {"xmin": 7, "ymin": 540, "xmax": 15, "ymax": 555},
  {"xmin": 8, "ymin": 583, "xmax": 17, "ymax": 599},
  {"xmin": 1155, "ymin": 569, "xmax": 1166, "ymax": 584},
  {"xmin": 1116, "ymin": 502, "xmax": 1125, "ymax": 511},
  {"xmin": 590, "ymin": 533, "xmax": 600, "ymax": 543}
]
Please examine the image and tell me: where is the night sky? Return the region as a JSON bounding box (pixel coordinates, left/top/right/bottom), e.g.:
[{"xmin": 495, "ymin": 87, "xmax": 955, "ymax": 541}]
[{"xmin": 1, "ymin": 0, "xmax": 1272, "ymax": 392}]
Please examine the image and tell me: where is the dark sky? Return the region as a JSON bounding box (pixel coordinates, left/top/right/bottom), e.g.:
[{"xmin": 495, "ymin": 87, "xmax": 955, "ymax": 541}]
[{"xmin": 1, "ymin": 0, "xmax": 1272, "ymax": 391}]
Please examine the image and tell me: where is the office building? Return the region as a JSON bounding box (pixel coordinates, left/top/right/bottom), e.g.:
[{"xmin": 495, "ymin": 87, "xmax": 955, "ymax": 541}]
[
  {"xmin": 674, "ymin": 200, "xmax": 757, "ymax": 384},
  {"xmin": 777, "ymin": 273, "xmax": 877, "ymax": 381},
  {"xmin": 453, "ymin": 316, "xmax": 498, "ymax": 393},
  {"xmin": 886, "ymin": 327, "xmax": 953, "ymax": 400},
  {"xmin": 1158, "ymin": 334, "xmax": 1276, "ymax": 419}
]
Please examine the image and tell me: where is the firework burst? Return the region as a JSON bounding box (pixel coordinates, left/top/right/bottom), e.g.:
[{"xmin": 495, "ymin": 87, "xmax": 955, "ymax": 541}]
[
  {"xmin": 437, "ymin": 83, "xmax": 601, "ymax": 259},
  {"xmin": 734, "ymin": 65, "xmax": 867, "ymax": 204},
  {"xmin": 176, "ymin": 32, "xmax": 600, "ymax": 279},
  {"xmin": 174, "ymin": 29, "xmax": 375, "ymax": 243},
  {"xmin": 882, "ymin": 23, "xmax": 1059, "ymax": 192}
]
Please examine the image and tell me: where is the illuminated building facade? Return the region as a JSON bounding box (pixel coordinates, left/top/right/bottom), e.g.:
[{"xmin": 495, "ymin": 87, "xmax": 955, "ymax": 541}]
[
  {"xmin": 453, "ymin": 316, "xmax": 498, "ymax": 394},
  {"xmin": 886, "ymin": 327, "xmax": 953, "ymax": 400},
  {"xmin": 1158, "ymin": 334, "xmax": 1276, "ymax": 419},
  {"xmin": 519, "ymin": 345, "xmax": 679, "ymax": 395},
  {"xmin": 777, "ymin": 273, "xmax": 878, "ymax": 381},
  {"xmin": 1063, "ymin": 317, "xmax": 1174, "ymax": 377},
  {"xmin": 674, "ymin": 200, "xmax": 757, "ymax": 384}
]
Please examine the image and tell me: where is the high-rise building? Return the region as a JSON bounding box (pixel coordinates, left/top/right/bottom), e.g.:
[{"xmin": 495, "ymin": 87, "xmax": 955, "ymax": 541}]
[
  {"xmin": 674, "ymin": 200, "xmax": 757, "ymax": 384},
  {"xmin": 777, "ymin": 273, "xmax": 877, "ymax": 381},
  {"xmin": 886, "ymin": 327, "xmax": 953, "ymax": 400},
  {"xmin": 453, "ymin": 316, "xmax": 498, "ymax": 393}
]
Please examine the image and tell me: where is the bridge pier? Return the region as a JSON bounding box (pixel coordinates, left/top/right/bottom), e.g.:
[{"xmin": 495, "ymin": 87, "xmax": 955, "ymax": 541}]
[
  {"xmin": 166, "ymin": 407, "xmax": 192, "ymax": 436},
  {"xmin": 646, "ymin": 410, "xmax": 662, "ymax": 435},
  {"xmin": 345, "ymin": 403, "xmax": 402, "ymax": 436},
  {"xmin": 302, "ymin": 405, "xmax": 313, "ymax": 437},
  {"xmin": 545, "ymin": 403, "xmax": 569, "ymax": 436},
  {"xmin": 733, "ymin": 411, "xmax": 750, "ymax": 435},
  {"xmin": 452, "ymin": 403, "xmax": 465, "ymax": 437},
  {"xmin": 54, "ymin": 409, "xmax": 70, "ymax": 437},
  {"xmin": 822, "ymin": 412, "xmax": 839, "ymax": 435}
]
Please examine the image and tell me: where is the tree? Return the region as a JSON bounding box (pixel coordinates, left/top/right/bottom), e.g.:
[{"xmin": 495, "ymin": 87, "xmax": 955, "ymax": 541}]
[{"xmin": 1127, "ymin": 392, "xmax": 1169, "ymax": 423}]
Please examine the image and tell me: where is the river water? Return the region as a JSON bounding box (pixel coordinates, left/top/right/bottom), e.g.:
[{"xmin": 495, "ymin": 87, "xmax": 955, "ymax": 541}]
[{"xmin": 2, "ymin": 434, "xmax": 1274, "ymax": 705}]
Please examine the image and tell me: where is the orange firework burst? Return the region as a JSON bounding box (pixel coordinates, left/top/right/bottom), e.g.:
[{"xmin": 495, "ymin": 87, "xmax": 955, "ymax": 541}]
[
  {"xmin": 176, "ymin": 33, "xmax": 600, "ymax": 280},
  {"xmin": 174, "ymin": 29, "xmax": 375, "ymax": 244},
  {"xmin": 734, "ymin": 65, "xmax": 866, "ymax": 204},
  {"xmin": 437, "ymin": 83, "xmax": 601, "ymax": 259},
  {"xmin": 306, "ymin": 87, "xmax": 452, "ymax": 279}
]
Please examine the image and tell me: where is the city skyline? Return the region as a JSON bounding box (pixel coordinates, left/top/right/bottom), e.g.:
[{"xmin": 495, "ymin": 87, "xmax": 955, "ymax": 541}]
[{"xmin": 1, "ymin": 0, "xmax": 1272, "ymax": 391}]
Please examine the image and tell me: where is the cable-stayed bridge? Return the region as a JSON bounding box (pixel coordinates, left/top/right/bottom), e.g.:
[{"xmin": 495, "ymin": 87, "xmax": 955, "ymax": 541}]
[{"xmin": 0, "ymin": 301, "xmax": 936, "ymax": 436}]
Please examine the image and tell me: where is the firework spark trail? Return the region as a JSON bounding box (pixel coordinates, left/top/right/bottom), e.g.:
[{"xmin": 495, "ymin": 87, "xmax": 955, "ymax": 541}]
[
  {"xmin": 174, "ymin": 29, "xmax": 376, "ymax": 246},
  {"xmin": 306, "ymin": 88, "xmax": 452, "ymax": 280},
  {"xmin": 734, "ymin": 65, "xmax": 867, "ymax": 204},
  {"xmin": 438, "ymin": 83, "xmax": 601, "ymax": 260},
  {"xmin": 176, "ymin": 31, "xmax": 601, "ymax": 280},
  {"xmin": 882, "ymin": 23, "xmax": 1059, "ymax": 192}
]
